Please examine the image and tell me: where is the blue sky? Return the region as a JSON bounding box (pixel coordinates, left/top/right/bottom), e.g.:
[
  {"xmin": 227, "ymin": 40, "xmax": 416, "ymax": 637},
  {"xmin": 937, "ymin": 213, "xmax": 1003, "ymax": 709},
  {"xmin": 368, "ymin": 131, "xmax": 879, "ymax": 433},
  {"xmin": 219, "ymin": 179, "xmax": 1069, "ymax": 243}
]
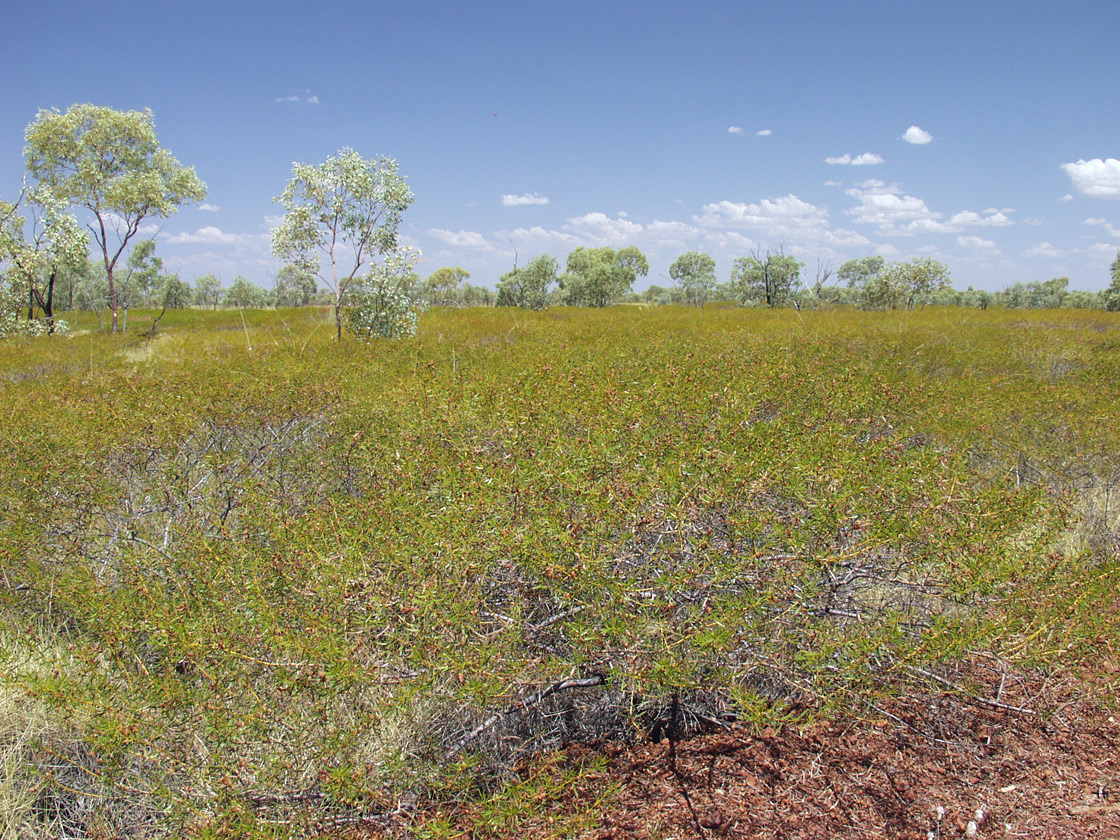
[{"xmin": 3, "ymin": 0, "xmax": 1119, "ymax": 293}]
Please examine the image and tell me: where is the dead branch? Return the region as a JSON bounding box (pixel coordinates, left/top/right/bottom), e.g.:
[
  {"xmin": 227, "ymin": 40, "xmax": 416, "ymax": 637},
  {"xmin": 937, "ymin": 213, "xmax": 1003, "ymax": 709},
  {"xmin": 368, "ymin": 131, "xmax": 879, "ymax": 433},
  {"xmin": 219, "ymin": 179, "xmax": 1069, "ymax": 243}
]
[{"xmin": 445, "ymin": 674, "xmax": 605, "ymax": 760}]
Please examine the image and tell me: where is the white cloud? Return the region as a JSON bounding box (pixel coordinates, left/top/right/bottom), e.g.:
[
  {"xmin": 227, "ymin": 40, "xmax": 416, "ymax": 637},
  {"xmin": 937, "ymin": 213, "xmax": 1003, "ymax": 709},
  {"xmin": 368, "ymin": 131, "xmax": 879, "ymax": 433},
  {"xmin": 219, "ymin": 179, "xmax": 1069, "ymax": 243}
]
[
  {"xmin": 756, "ymin": 129, "xmax": 772, "ymax": 137},
  {"xmin": 428, "ymin": 228, "xmax": 497, "ymax": 250},
  {"xmin": 275, "ymin": 90, "xmax": 319, "ymax": 105},
  {"xmin": 1059, "ymin": 194, "xmax": 1074, "ymax": 202},
  {"xmin": 1061, "ymin": 158, "xmax": 1120, "ymax": 198},
  {"xmin": 727, "ymin": 126, "xmax": 744, "ymax": 134},
  {"xmin": 564, "ymin": 211, "xmax": 643, "ymax": 244},
  {"xmin": 502, "ymin": 192, "xmax": 549, "ymax": 207},
  {"xmin": 1024, "ymin": 242, "xmax": 1062, "ymax": 258},
  {"xmin": 1086, "ymin": 217, "xmax": 1120, "ymax": 238},
  {"xmin": 199, "ymin": 203, "xmax": 221, "ymax": 213},
  {"xmin": 948, "ymin": 210, "xmax": 1012, "ymax": 227},
  {"xmin": 957, "ymin": 235, "xmax": 999, "ymax": 252},
  {"xmin": 825, "ymin": 152, "xmax": 884, "ymax": 166},
  {"xmin": 1090, "ymin": 242, "xmax": 1117, "ymax": 253},
  {"xmin": 696, "ymin": 194, "xmax": 828, "ymax": 232},
  {"xmin": 163, "ymin": 226, "xmax": 268, "ymax": 246},
  {"xmin": 902, "ymin": 125, "xmax": 933, "ymax": 144},
  {"xmin": 846, "ymin": 185, "xmax": 945, "ymax": 232}
]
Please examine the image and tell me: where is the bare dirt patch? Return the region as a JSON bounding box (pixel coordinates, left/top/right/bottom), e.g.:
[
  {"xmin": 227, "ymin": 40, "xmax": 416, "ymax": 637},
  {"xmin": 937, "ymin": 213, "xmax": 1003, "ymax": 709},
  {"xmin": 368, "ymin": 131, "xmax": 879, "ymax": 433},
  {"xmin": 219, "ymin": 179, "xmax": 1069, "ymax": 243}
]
[{"xmin": 355, "ymin": 662, "xmax": 1120, "ymax": 839}]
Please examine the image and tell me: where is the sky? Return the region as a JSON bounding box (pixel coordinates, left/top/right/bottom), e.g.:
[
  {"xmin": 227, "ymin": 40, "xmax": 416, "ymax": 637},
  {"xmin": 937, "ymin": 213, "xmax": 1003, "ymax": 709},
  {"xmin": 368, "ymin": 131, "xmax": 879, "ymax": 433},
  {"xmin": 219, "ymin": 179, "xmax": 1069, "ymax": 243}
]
[{"xmin": 3, "ymin": 0, "xmax": 1119, "ymax": 294}]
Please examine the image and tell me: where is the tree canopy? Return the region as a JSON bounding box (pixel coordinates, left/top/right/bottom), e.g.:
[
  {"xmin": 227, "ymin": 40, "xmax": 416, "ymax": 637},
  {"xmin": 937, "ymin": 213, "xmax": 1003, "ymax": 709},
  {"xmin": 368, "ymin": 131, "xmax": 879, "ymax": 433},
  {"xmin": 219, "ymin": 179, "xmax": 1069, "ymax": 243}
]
[
  {"xmin": 23, "ymin": 104, "xmax": 206, "ymax": 331},
  {"xmin": 272, "ymin": 148, "xmax": 414, "ymax": 339},
  {"xmin": 730, "ymin": 249, "xmax": 803, "ymax": 308},
  {"xmin": 669, "ymin": 251, "xmax": 716, "ymax": 307},
  {"xmin": 560, "ymin": 246, "xmax": 649, "ymax": 307}
]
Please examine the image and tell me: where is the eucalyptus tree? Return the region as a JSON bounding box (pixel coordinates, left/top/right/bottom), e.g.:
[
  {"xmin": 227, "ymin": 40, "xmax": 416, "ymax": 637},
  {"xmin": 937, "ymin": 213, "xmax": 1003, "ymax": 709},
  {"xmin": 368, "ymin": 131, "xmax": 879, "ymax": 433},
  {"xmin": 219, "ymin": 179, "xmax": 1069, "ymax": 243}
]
[
  {"xmin": 423, "ymin": 266, "xmax": 470, "ymax": 305},
  {"xmin": 272, "ymin": 148, "xmax": 414, "ymax": 339},
  {"xmin": 272, "ymin": 264, "xmax": 318, "ymax": 307},
  {"xmin": 1106, "ymin": 252, "xmax": 1120, "ymax": 312},
  {"xmin": 0, "ymin": 187, "xmax": 88, "ymax": 332},
  {"xmin": 560, "ymin": 246, "xmax": 649, "ymax": 307},
  {"xmin": 193, "ymin": 274, "xmax": 221, "ymax": 310},
  {"xmin": 669, "ymin": 251, "xmax": 717, "ymax": 308},
  {"xmin": 496, "ymin": 254, "xmax": 557, "ymax": 309},
  {"xmin": 23, "ymin": 104, "xmax": 207, "ymax": 332},
  {"xmin": 838, "ymin": 256, "xmax": 884, "ymax": 289},
  {"xmin": 730, "ymin": 248, "xmax": 803, "ymax": 308}
]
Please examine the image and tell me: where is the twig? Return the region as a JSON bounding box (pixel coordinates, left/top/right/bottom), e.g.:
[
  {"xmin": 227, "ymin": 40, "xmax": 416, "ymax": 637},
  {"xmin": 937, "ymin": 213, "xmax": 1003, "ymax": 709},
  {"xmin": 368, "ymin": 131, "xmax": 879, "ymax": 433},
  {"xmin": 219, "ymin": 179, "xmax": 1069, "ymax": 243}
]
[
  {"xmin": 445, "ymin": 674, "xmax": 605, "ymax": 760},
  {"xmin": 905, "ymin": 665, "xmax": 1036, "ymax": 714}
]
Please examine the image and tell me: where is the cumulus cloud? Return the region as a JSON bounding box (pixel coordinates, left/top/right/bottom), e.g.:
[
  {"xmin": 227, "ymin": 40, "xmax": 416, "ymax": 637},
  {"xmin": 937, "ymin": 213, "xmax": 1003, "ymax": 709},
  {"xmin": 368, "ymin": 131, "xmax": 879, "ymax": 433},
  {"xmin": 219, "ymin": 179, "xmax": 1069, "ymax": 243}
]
[
  {"xmin": 947, "ymin": 210, "xmax": 1012, "ymax": 227},
  {"xmin": 502, "ymin": 192, "xmax": 549, "ymax": 207},
  {"xmin": 846, "ymin": 184, "xmax": 945, "ymax": 232},
  {"xmin": 1059, "ymin": 194, "xmax": 1074, "ymax": 202},
  {"xmin": 756, "ymin": 129, "xmax": 772, "ymax": 137},
  {"xmin": 825, "ymin": 153, "xmax": 884, "ymax": 166},
  {"xmin": 727, "ymin": 126, "xmax": 744, "ymax": 134},
  {"xmin": 696, "ymin": 194, "xmax": 828, "ymax": 232},
  {"xmin": 163, "ymin": 226, "xmax": 268, "ymax": 246},
  {"xmin": 1086, "ymin": 217, "xmax": 1120, "ymax": 238},
  {"xmin": 427, "ymin": 228, "xmax": 497, "ymax": 250},
  {"xmin": 957, "ymin": 235, "xmax": 999, "ymax": 252},
  {"xmin": 1024, "ymin": 242, "xmax": 1062, "ymax": 258},
  {"xmin": 564, "ymin": 212, "xmax": 643, "ymax": 244},
  {"xmin": 199, "ymin": 203, "xmax": 220, "ymax": 212},
  {"xmin": 902, "ymin": 126, "xmax": 933, "ymax": 144},
  {"xmin": 1061, "ymin": 158, "xmax": 1120, "ymax": 198}
]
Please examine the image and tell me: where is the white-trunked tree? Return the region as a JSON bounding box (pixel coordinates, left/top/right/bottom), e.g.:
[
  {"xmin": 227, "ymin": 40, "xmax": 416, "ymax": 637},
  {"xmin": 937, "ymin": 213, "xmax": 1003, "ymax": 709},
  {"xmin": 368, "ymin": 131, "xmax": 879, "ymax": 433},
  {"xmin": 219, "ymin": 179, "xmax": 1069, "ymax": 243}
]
[{"xmin": 271, "ymin": 148, "xmax": 415, "ymax": 340}]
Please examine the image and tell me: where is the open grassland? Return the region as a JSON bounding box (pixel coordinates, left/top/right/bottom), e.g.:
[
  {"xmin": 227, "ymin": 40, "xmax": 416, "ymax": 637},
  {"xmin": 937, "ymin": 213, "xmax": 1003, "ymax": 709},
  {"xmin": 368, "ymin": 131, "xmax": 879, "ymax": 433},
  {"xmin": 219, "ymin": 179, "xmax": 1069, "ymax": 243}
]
[{"xmin": 1, "ymin": 305, "xmax": 1118, "ymax": 838}]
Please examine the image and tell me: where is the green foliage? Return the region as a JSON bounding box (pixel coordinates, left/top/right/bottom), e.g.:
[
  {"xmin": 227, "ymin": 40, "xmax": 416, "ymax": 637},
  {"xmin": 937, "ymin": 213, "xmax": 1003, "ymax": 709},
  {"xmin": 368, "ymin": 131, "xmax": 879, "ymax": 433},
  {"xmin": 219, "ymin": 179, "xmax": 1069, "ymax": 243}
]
[
  {"xmin": 272, "ymin": 264, "xmax": 318, "ymax": 308},
  {"xmin": 559, "ymin": 246, "xmax": 649, "ymax": 307},
  {"xmin": 422, "ymin": 266, "xmax": 470, "ymax": 305},
  {"xmin": 838, "ymin": 255, "xmax": 884, "ymax": 288},
  {"xmin": 222, "ymin": 275, "xmax": 270, "ymax": 308},
  {"xmin": 23, "ymin": 103, "xmax": 206, "ymax": 331},
  {"xmin": 1102, "ymin": 252, "xmax": 1120, "ymax": 311},
  {"xmin": 0, "ymin": 187, "xmax": 88, "ymax": 332},
  {"xmin": 861, "ymin": 257, "xmax": 950, "ymax": 310},
  {"xmin": 346, "ymin": 249, "xmax": 422, "ymax": 339},
  {"xmin": 669, "ymin": 250, "xmax": 716, "ymax": 307},
  {"xmin": 271, "ymin": 148, "xmax": 415, "ymax": 339},
  {"xmin": 1, "ymin": 306, "xmax": 1118, "ymax": 836},
  {"xmin": 496, "ymin": 254, "xmax": 557, "ymax": 309},
  {"xmin": 159, "ymin": 274, "xmax": 192, "ymax": 309},
  {"xmin": 193, "ymin": 273, "xmax": 222, "ymax": 309},
  {"xmin": 730, "ymin": 249, "xmax": 803, "ymax": 308}
]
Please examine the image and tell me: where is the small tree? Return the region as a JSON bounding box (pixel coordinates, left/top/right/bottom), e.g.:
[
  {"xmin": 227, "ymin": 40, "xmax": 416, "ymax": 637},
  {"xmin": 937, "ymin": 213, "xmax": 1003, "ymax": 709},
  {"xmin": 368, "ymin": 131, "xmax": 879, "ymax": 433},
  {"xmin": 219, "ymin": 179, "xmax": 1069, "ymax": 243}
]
[
  {"xmin": 194, "ymin": 274, "xmax": 221, "ymax": 309},
  {"xmin": 496, "ymin": 254, "xmax": 557, "ymax": 309},
  {"xmin": 0, "ymin": 187, "xmax": 88, "ymax": 332},
  {"xmin": 159, "ymin": 275, "xmax": 192, "ymax": 309},
  {"xmin": 273, "ymin": 264, "xmax": 318, "ymax": 307},
  {"xmin": 860, "ymin": 258, "xmax": 951, "ymax": 310},
  {"xmin": 347, "ymin": 249, "xmax": 422, "ymax": 339},
  {"xmin": 272, "ymin": 148, "xmax": 414, "ymax": 340},
  {"xmin": 669, "ymin": 251, "xmax": 716, "ymax": 307},
  {"xmin": 1103, "ymin": 251, "xmax": 1120, "ymax": 312},
  {"xmin": 222, "ymin": 275, "xmax": 269, "ymax": 308},
  {"xmin": 423, "ymin": 266, "xmax": 470, "ymax": 305},
  {"xmin": 730, "ymin": 247, "xmax": 803, "ymax": 308},
  {"xmin": 560, "ymin": 246, "xmax": 649, "ymax": 307},
  {"xmin": 24, "ymin": 104, "xmax": 206, "ymax": 332},
  {"xmin": 838, "ymin": 256, "xmax": 884, "ymax": 289}
]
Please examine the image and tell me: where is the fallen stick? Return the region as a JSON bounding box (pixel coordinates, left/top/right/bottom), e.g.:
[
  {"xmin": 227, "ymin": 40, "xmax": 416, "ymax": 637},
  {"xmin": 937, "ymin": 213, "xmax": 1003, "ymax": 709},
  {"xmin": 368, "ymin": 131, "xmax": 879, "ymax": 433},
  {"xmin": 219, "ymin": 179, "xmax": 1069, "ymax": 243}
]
[{"xmin": 445, "ymin": 674, "xmax": 605, "ymax": 760}]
